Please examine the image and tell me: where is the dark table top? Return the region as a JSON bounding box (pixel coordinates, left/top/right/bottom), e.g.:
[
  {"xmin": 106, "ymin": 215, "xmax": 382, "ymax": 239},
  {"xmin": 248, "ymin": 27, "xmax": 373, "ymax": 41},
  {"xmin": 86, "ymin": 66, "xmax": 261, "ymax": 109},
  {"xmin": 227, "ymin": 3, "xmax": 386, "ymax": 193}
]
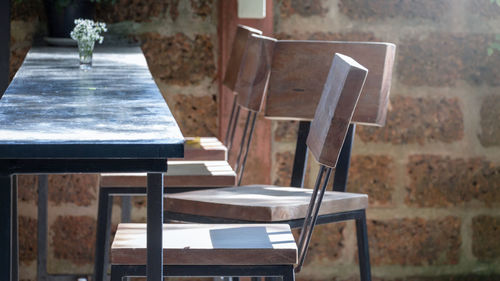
[{"xmin": 0, "ymin": 46, "xmax": 184, "ymax": 159}]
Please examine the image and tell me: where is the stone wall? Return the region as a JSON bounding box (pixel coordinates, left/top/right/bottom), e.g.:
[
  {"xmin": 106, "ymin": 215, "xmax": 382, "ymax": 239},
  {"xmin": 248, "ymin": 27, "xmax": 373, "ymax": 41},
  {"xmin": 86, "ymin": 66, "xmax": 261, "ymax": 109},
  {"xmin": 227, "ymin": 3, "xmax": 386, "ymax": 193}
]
[
  {"xmin": 10, "ymin": 0, "xmax": 216, "ymax": 280},
  {"xmin": 9, "ymin": 0, "xmax": 500, "ymax": 280},
  {"xmin": 273, "ymin": 0, "xmax": 500, "ymax": 280}
]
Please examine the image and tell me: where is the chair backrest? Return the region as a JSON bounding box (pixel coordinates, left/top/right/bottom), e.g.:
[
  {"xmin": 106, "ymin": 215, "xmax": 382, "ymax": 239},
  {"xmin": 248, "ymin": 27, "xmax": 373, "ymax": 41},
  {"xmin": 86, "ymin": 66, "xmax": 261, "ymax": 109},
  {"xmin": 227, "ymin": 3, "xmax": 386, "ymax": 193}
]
[
  {"xmin": 226, "ymin": 34, "xmax": 276, "ymax": 184},
  {"xmin": 223, "ymin": 25, "xmax": 263, "ymax": 92},
  {"xmin": 234, "ymin": 34, "xmax": 277, "ymax": 112},
  {"xmin": 297, "ymin": 53, "xmax": 367, "ymax": 271},
  {"xmin": 307, "ymin": 54, "xmax": 368, "ymax": 168},
  {"xmin": 265, "ymin": 40, "xmax": 395, "ymax": 126},
  {"xmin": 222, "ymin": 25, "xmax": 263, "ymax": 147}
]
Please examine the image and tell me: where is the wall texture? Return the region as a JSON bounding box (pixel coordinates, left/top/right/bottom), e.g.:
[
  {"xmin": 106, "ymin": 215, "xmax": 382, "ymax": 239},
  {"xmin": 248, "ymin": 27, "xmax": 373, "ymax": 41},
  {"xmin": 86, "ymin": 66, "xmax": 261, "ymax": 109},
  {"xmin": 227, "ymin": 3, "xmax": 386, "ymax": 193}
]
[
  {"xmin": 272, "ymin": 0, "xmax": 500, "ymax": 280},
  {"xmin": 8, "ymin": 0, "xmax": 500, "ymax": 280}
]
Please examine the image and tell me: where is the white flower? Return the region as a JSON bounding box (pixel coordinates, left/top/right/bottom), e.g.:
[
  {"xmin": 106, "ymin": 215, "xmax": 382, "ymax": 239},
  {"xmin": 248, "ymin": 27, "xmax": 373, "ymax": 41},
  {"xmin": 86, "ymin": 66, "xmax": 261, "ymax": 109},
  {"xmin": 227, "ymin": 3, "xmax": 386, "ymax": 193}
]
[{"xmin": 70, "ymin": 19, "xmax": 107, "ymax": 44}]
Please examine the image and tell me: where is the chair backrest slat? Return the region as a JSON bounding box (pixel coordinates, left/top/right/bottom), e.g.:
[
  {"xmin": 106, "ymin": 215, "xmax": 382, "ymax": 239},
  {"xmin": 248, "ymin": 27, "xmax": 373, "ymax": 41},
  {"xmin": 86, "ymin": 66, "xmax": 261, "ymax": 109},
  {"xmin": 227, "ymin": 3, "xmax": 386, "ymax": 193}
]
[
  {"xmin": 234, "ymin": 34, "xmax": 277, "ymax": 112},
  {"xmin": 297, "ymin": 54, "xmax": 368, "ymax": 270},
  {"xmin": 306, "ymin": 53, "xmax": 368, "ymax": 168},
  {"xmin": 223, "ymin": 25, "xmax": 263, "ymax": 92},
  {"xmin": 265, "ymin": 40, "xmax": 395, "ymax": 126}
]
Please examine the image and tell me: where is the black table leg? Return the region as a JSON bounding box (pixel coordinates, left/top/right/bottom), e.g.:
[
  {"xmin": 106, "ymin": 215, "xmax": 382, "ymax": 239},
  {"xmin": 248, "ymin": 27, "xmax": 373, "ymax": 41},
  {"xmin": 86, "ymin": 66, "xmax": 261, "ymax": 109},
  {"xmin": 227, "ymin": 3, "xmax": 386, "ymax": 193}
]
[
  {"xmin": 147, "ymin": 173, "xmax": 164, "ymax": 281},
  {"xmin": 12, "ymin": 175, "xmax": 18, "ymax": 281},
  {"xmin": 94, "ymin": 187, "xmax": 113, "ymax": 281},
  {"xmin": 0, "ymin": 175, "xmax": 14, "ymax": 281},
  {"xmin": 37, "ymin": 175, "xmax": 48, "ymax": 281}
]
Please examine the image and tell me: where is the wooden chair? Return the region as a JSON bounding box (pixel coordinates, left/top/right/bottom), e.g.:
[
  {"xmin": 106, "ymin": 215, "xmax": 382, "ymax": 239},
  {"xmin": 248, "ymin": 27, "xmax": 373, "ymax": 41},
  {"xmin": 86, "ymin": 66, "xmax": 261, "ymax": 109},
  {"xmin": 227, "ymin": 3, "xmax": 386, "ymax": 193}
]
[
  {"xmin": 178, "ymin": 24, "xmax": 263, "ymax": 161},
  {"xmin": 93, "ymin": 25, "xmax": 264, "ymax": 281},
  {"xmin": 109, "ymin": 52, "xmax": 368, "ymax": 281},
  {"xmin": 162, "ymin": 38, "xmax": 396, "ymax": 281}
]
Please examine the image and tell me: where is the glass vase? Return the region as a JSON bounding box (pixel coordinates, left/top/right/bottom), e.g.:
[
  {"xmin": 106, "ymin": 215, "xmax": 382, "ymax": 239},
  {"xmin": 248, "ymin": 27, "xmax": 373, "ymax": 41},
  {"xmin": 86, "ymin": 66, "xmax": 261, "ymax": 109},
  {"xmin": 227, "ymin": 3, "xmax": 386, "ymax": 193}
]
[{"xmin": 78, "ymin": 40, "xmax": 95, "ymax": 70}]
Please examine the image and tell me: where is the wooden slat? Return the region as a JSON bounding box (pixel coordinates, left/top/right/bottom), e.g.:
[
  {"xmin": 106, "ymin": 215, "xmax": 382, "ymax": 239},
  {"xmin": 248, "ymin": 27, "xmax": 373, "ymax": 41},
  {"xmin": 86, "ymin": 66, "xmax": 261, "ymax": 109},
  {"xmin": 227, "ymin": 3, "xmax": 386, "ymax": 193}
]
[
  {"xmin": 306, "ymin": 54, "xmax": 368, "ymax": 168},
  {"xmin": 265, "ymin": 41, "xmax": 396, "ymax": 126},
  {"xmin": 165, "ymin": 185, "xmax": 368, "ymax": 222},
  {"xmin": 100, "ymin": 161, "xmax": 236, "ymax": 188},
  {"xmin": 223, "ymin": 25, "xmax": 263, "ymax": 92},
  {"xmin": 234, "ymin": 34, "xmax": 276, "ymax": 112},
  {"xmin": 111, "ymin": 223, "xmax": 297, "ymax": 265},
  {"xmin": 170, "ymin": 137, "xmax": 227, "ymax": 161}
]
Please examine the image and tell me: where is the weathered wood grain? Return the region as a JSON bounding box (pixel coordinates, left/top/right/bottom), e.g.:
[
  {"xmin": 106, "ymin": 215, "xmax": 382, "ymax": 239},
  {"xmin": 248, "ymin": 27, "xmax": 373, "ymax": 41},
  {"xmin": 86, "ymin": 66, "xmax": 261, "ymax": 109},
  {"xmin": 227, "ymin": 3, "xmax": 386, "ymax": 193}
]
[
  {"xmin": 265, "ymin": 41, "xmax": 395, "ymax": 126},
  {"xmin": 111, "ymin": 223, "xmax": 297, "ymax": 265},
  {"xmin": 306, "ymin": 54, "xmax": 368, "ymax": 168},
  {"xmin": 100, "ymin": 161, "xmax": 236, "ymax": 188},
  {"xmin": 234, "ymin": 34, "xmax": 277, "ymax": 112},
  {"xmin": 165, "ymin": 185, "xmax": 368, "ymax": 222},
  {"xmin": 171, "ymin": 137, "xmax": 227, "ymax": 161},
  {"xmin": 222, "ymin": 25, "xmax": 263, "ymax": 92}
]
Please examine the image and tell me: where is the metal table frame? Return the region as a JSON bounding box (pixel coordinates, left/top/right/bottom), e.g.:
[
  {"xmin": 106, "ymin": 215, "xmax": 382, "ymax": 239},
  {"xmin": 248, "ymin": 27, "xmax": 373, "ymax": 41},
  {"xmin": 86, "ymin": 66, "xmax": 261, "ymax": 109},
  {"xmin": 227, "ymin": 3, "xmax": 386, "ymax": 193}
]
[
  {"xmin": 0, "ymin": 46, "xmax": 184, "ymax": 281},
  {"xmin": 0, "ymin": 159, "xmax": 168, "ymax": 281}
]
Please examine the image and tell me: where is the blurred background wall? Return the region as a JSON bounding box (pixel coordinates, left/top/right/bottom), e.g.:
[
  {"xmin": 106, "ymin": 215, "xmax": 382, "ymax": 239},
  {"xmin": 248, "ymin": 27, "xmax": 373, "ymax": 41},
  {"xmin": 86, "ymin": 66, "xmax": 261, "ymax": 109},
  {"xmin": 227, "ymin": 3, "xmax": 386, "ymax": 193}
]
[{"xmin": 8, "ymin": 0, "xmax": 500, "ymax": 280}]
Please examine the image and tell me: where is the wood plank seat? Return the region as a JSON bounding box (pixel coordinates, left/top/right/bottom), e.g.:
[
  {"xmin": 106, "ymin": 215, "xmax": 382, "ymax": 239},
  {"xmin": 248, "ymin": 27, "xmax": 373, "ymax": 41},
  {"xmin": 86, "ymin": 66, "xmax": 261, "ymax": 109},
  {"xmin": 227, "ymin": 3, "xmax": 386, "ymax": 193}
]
[
  {"xmin": 165, "ymin": 185, "xmax": 368, "ymax": 222},
  {"xmin": 173, "ymin": 137, "xmax": 227, "ymax": 161},
  {"xmin": 111, "ymin": 223, "xmax": 297, "ymax": 265},
  {"xmin": 100, "ymin": 161, "xmax": 236, "ymax": 188}
]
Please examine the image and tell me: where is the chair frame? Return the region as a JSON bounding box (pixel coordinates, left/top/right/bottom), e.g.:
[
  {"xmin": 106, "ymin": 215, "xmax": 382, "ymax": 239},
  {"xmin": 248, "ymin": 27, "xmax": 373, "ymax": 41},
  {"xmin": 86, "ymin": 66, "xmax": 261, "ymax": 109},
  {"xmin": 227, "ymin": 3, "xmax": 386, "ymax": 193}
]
[
  {"xmin": 110, "ymin": 265, "xmax": 295, "ymax": 281},
  {"xmin": 109, "ymin": 139, "xmax": 369, "ymax": 281},
  {"xmin": 163, "ymin": 124, "xmax": 370, "ymax": 280}
]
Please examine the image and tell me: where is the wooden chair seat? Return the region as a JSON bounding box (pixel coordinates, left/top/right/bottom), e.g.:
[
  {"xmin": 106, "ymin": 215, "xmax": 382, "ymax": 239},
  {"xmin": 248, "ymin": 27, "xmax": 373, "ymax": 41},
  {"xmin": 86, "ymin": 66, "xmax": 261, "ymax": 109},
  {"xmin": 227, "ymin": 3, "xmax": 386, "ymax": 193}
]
[
  {"xmin": 100, "ymin": 161, "xmax": 236, "ymax": 188},
  {"xmin": 165, "ymin": 185, "xmax": 368, "ymax": 222},
  {"xmin": 111, "ymin": 223, "xmax": 297, "ymax": 265},
  {"xmin": 172, "ymin": 137, "xmax": 227, "ymax": 161}
]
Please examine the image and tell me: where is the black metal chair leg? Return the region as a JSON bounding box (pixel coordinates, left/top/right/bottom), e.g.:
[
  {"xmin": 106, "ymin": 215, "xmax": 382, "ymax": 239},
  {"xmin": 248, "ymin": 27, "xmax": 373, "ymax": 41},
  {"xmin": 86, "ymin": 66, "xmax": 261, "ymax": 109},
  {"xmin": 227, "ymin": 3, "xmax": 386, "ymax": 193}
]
[
  {"xmin": 12, "ymin": 175, "xmax": 18, "ymax": 281},
  {"xmin": 121, "ymin": 196, "xmax": 131, "ymax": 223},
  {"xmin": 282, "ymin": 266, "xmax": 295, "ymax": 281},
  {"xmin": 121, "ymin": 197, "xmax": 132, "ymax": 281},
  {"xmin": 355, "ymin": 210, "xmax": 371, "ymax": 281},
  {"xmin": 37, "ymin": 175, "xmax": 48, "ymax": 281},
  {"xmin": 94, "ymin": 188, "xmax": 114, "ymax": 281},
  {"xmin": 110, "ymin": 265, "xmax": 123, "ymax": 281},
  {"xmin": 332, "ymin": 124, "xmax": 355, "ymax": 192}
]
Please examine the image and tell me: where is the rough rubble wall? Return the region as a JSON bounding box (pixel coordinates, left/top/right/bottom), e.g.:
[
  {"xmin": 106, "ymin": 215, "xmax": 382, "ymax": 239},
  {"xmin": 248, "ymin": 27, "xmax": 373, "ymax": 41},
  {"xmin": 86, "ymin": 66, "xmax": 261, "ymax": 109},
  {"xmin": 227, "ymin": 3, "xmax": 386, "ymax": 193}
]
[
  {"xmin": 10, "ymin": 0, "xmax": 216, "ymax": 280},
  {"xmin": 9, "ymin": 0, "xmax": 500, "ymax": 280},
  {"xmin": 272, "ymin": 0, "xmax": 500, "ymax": 280}
]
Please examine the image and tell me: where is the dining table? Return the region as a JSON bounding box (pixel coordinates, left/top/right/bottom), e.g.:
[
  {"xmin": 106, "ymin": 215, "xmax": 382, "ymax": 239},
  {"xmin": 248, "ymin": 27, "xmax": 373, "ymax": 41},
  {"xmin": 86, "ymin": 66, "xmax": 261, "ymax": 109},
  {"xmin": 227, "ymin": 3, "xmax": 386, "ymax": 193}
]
[{"xmin": 0, "ymin": 46, "xmax": 184, "ymax": 281}]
